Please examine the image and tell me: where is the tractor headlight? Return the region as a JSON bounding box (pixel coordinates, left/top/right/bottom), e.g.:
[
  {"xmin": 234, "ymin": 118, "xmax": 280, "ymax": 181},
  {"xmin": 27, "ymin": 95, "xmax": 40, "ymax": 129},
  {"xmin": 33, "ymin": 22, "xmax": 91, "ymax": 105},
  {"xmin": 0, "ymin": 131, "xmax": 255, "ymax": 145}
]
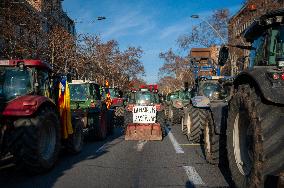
[{"xmin": 212, "ymin": 91, "xmax": 220, "ymax": 100}]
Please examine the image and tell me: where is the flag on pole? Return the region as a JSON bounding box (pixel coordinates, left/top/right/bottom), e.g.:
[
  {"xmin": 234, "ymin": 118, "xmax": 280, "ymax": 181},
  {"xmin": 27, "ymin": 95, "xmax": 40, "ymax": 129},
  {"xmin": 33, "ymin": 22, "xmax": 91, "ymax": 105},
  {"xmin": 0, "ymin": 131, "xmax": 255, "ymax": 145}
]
[
  {"xmin": 105, "ymin": 80, "xmax": 112, "ymax": 109},
  {"xmin": 58, "ymin": 78, "xmax": 73, "ymax": 139}
]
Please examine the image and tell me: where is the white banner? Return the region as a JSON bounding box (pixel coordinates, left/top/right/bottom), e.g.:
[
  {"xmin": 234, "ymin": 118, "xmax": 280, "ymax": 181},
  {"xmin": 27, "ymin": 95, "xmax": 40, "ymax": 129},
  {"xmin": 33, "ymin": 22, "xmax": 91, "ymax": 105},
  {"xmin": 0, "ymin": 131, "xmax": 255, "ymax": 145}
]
[{"xmin": 133, "ymin": 106, "xmax": 156, "ymax": 123}]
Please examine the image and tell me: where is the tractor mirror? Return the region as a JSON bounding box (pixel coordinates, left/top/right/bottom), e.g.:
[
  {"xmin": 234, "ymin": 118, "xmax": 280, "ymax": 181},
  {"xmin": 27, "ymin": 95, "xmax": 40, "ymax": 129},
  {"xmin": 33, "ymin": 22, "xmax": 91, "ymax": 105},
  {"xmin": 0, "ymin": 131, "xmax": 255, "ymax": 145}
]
[{"xmin": 218, "ymin": 46, "xmax": 229, "ymax": 66}]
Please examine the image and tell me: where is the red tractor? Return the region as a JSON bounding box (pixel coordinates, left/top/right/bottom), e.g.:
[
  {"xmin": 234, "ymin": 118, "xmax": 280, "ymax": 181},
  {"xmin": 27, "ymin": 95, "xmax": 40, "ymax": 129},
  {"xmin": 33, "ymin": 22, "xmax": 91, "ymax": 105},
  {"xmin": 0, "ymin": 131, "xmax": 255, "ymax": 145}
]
[
  {"xmin": 124, "ymin": 85, "xmax": 165, "ymax": 140},
  {"xmin": 108, "ymin": 87, "xmax": 125, "ymax": 127},
  {"xmin": 0, "ymin": 60, "xmax": 84, "ymax": 173}
]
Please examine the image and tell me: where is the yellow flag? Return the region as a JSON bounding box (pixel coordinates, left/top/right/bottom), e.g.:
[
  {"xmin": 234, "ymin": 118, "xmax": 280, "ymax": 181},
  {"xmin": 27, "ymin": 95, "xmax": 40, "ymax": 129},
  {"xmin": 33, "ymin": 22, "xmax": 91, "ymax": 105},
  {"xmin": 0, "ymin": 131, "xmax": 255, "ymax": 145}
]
[{"xmin": 59, "ymin": 80, "xmax": 73, "ymax": 139}]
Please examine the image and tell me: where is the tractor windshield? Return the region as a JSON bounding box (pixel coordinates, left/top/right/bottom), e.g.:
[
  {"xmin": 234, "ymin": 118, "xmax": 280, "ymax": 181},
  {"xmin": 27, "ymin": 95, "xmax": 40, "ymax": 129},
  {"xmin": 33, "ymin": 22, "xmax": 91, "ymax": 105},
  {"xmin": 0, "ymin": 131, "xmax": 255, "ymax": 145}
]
[
  {"xmin": 271, "ymin": 26, "xmax": 284, "ymax": 67},
  {"xmin": 135, "ymin": 92, "xmax": 155, "ymax": 105},
  {"xmin": 0, "ymin": 67, "xmax": 33, "ymax": 101},
  {"xmin": 109, "ymin": 88, "xmax": 120, "ymax": 98},
  {"xmin": 179, "ymin": 90, "xmax": 191, "ymax": 100},
  {"xmin": 199, "ymin": 82, "xmax": 222, "ymax": 99},
  {"xmin": 169, "ymin": 93, "xmax": 178, "ymax": 100},
  {"xmin": 69, "ymin": 84, "xmax": 89, "ymax": 101},
  {"xmin": 252, "ymin": 25, "xmax": 284, "ymax": 66}
]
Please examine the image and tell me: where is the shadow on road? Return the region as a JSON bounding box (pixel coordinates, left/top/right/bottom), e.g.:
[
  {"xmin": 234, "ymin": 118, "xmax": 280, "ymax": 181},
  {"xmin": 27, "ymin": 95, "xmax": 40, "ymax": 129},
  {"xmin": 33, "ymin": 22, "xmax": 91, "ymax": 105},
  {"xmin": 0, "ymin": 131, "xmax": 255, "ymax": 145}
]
[
  {"xmin": 185, "ymin": 181, "xmax": 196, "ymax": 188},
  {"xmin": 0, "ymin": 127, "xmax": 124, "ymax": 188}
]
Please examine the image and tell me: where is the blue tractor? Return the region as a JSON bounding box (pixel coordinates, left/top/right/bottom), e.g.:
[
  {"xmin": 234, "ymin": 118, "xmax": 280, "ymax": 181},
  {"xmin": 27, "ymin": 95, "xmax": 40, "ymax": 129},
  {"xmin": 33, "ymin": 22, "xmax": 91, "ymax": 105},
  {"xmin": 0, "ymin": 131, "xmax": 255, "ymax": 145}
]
[{"xmin": 181, "ymin": 56, "xmax": 225, "ymax": 142}]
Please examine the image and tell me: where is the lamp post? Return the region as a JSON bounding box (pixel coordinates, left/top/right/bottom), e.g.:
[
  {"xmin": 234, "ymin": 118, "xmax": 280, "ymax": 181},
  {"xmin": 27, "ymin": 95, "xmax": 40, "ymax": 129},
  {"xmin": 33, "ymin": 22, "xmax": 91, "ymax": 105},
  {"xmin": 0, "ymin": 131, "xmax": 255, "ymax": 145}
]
[{"xmin": 190, "ymin": 15, "xmax": 226, "ymax": 44}]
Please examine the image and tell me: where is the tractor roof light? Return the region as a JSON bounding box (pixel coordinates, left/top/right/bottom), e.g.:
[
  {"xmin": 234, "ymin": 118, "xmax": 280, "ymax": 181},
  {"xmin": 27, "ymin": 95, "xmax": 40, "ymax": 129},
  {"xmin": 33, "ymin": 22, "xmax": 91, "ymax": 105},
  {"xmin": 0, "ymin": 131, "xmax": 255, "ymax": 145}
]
[
  {"xmin": 17, "ymin": 62, "xmax": 25, "ymax": 70},
  {"xmin": 273, "ymin": 73, "xmax": 280, "ymax": 80},
  {"xmin": 266, "ymin": 18, "xmax": 274, "ymax": 25},
  {"xmin": 248, "ymin": 4, "xmax": 257, "ymax": 12},
  {"xmin": 276, "ymin": 16, "xmax": 283, "ymax": 23},
  {"xmin": 281, "ymin": 73, "xmax": 284, "ymax": 80}
]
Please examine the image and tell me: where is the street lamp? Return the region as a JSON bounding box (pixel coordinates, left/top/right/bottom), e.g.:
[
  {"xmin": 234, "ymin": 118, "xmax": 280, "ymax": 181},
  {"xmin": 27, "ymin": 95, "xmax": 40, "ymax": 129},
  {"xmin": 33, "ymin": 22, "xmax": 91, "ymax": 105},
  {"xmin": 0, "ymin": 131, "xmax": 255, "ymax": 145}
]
[
  {"xmin": 190, "ymin": 14, "xmax": 226, "ymax": 44},
  {"xmin": 75, "ymin": 16, "xmax": 106, "ymax": 24},
  {"xmin": 97, "ymin": 16, "xmax": 106, "ymax": 21}
]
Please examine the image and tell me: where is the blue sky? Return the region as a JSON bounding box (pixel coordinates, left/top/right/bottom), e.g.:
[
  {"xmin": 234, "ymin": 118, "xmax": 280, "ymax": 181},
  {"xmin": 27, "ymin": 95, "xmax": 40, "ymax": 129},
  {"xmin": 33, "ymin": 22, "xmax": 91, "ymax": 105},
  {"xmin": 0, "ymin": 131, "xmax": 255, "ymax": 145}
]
[{"xmin": 63, "ymin": 0, "xmax": 243, "ymax": 83}]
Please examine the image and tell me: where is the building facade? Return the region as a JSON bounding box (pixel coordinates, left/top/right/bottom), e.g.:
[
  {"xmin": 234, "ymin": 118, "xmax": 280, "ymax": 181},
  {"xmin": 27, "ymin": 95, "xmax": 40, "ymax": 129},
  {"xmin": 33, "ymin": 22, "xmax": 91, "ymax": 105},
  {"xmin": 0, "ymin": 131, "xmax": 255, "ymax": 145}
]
[
  {"xmin": 228, "ymin": 0, "xmax": 284, "ymax": 75},
  {"xmin": 0, "ymin": 0, "xmax": 75, "ymax": 59}
]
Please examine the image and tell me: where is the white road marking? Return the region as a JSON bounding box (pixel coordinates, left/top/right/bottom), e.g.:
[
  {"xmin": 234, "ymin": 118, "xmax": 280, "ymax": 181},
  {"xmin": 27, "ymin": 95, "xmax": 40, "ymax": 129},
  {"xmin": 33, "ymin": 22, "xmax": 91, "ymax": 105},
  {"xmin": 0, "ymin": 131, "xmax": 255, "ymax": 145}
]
[
  {"xmin": 136, "ymin": 140, "xmax": 147, "ymax": 152},
  {"xmin": 165, "ymin": 126, "xmax": 184, "ymax": 154},
  {"xmin": 179, "ymin": 143, "xmax": 201, "ymax": 146},
  {"xmin": 96, "ymin": 144, "xmax": 107, "ymax": 153},
  {"xmin": 183, "ymin": 166, "xmax": 205, "ymax": 185}
]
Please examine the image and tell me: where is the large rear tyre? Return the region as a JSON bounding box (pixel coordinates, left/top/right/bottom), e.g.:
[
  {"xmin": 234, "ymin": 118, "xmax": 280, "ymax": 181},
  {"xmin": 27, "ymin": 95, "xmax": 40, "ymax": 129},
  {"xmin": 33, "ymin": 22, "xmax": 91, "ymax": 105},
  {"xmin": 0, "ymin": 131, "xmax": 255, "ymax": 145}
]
[
  {"xmin": 181, "ymin": 116, "xmax": 187, "ymax": 135},
  {"xmin": 181, "ymin": 107, "xmax": 190, "ymax": 135},
  {"xmin": 66, "ymin": 118, "xmax": 84, "ymax": 154},
  {"xmin": 114, "ymin": 106, "xmax": 124, "ymax": 117},
  {"xmin": 186, "ymin": 107, "xmax": 206, "ymax": 143},
  {"xmin": 12, "ymin": 106, "xmax": 61, "ymax": 173},
  {"xmin": 171, "ymin": 107, "xmax": 181, "ymax": 125},
  {"xmin": 164, "ymin": 105, "xmax": 170, "ymax": 121},
  {"xmin": 203, "ymin": 110, "xmax": 223, "ymax": 165},
  {"xmin": 227, "ymin": 84, "xmax": 284, "ymax": 187}
]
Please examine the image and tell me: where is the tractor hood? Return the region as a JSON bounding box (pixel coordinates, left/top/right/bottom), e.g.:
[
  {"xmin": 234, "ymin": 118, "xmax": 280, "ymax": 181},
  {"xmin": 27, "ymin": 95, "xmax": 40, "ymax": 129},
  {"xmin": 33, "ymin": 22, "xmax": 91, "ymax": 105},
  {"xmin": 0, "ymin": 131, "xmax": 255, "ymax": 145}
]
[
  {"xmin": 191, "ymin": 96, "xmax": 210, "ymax": 108},
  {"xmin": 111, "ymin": 97, "xmax": 124, "ymax": 107},
  {"xmin": 0, "ymin": 95, "xmax": 54, "ymax": 116}
]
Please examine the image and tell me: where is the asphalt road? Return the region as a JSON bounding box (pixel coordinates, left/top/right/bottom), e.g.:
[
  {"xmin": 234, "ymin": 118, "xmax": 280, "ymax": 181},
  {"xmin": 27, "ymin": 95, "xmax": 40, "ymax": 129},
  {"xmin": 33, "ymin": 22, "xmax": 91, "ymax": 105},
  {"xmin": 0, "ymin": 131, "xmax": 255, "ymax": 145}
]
[{"xmin": 0, "ymin": 124, "xmax": 230, "ymax": 188}]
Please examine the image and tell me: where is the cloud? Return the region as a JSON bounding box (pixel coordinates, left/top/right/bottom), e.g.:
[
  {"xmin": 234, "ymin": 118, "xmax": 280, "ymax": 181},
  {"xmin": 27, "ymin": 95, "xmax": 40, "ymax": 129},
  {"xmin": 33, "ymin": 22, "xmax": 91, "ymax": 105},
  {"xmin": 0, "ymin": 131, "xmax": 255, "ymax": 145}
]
[
  {"xmin": 102, "ymin": 10, "xmax": 156, "ymax": 39},
  {"xmin": 159, "ymin": 23, "xmax": 191, "ymax": 39}
]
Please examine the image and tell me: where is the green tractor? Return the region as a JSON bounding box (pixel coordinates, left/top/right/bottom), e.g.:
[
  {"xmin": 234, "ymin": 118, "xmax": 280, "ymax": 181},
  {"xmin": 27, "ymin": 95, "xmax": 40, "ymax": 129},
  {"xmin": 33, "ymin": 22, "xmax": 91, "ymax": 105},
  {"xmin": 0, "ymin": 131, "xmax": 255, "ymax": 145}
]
[
  {"xmin": 216, "ymin": 9, "xmax": 284, "ymax": 187},
  {"xmin": 69, "ymin": 80, "xmax": 114, "ymax": 140},
  {"xmin": 165, "ymin": 89, "xmax": 192, "ymax": 125}
]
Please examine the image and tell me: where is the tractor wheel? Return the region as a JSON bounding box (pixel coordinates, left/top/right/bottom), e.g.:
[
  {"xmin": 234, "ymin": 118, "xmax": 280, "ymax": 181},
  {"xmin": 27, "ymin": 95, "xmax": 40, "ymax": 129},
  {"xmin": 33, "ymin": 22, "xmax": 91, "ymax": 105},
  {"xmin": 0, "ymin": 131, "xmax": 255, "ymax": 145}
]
[
  {"xmin": 171, "ymin": 107, "xmax": 181, "ymax": 125},
  {"xmin": 186, "ymin": 107, "xmax": 206, "ymax": 143},
  {"xmin": 123, "ymin": 111, "xmax": 133, "ymax": 128},
  {"xmin": 181, "ymin": 115, "xmax": 187, "ymax": 135},
  {"xmin": 66, "ymin": 118, "xmax": 84, "ymax": 154},
  {"xmin": 114, "ymin": 106, "xmax": 124, "ymax": 127},
  {"xmin": 157, "ymin": 111, "xmax": 166, "ymax": 138},
  {"xmin": 114, "ymin": 106, "xmax": 124, "ymax": 117},
  {"xmin": 107, "ymin": 110, "xmax": 114, "ymax": 135},
  {"xmin": 164, "ymin": 105, "xmax": 170, "ymax": 121},
  {"xmin": 203, "ymin": 110, "xmax": 223, "ymax": 165},
  {"xmin": 227, "ymin": 84, "xmax": 284, "ymax": 187},
  {"xmin": 87, "ymin": 113, "xmax": 98, "ymax": 141},
  {"xmin": 95, "ymin": 111, "xmax": 107, "ymax": 140},
  {"xmin": 114, "ymin": 116, "xmax": 124, "ymax": 128},
  {"xmin": 181, "ymin": 106, "xmax": 191, "ymax": 135},
  {"xmin": 12, "ymin": 106, "xmax": 61, "ymax": 173}
]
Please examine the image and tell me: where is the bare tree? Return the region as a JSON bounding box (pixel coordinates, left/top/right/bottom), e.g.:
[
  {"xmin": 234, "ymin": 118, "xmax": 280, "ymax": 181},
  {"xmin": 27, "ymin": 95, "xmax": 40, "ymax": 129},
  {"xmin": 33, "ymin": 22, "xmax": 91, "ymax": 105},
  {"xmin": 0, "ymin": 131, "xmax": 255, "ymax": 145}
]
[
  {"xmin": 158, "ymin": 49, "xmax": 194, "ymax": 94},
  {"xmin": 76, "ymin": 34, "xmax": 145, "ymax": 89},
  {"xmin": 177, "ymin": 9, "xmax": 230, "ymax": 49},
  {"xmin": 46, "ymin": 25, "xmax": 77, "ymax": 74},
  {"xmin": 0, "ymin": 1, "xmax": 47, "ymax": 59}
]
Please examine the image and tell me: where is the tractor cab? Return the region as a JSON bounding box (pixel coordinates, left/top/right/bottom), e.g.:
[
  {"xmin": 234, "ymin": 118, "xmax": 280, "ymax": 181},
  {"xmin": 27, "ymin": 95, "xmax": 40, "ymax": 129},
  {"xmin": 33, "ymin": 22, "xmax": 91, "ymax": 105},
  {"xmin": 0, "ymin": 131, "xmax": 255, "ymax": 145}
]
[
  {"xmin": 244, "ymin": 11, "xmax": 284, "ymax": 69},
  {"xmin": 218, "ymin": 9, "xmax": 284, "ymax": 103},
  {"xmin": 196, "ymin": 76, "xmax": 230, "ymax": 101},
  {"xmin": 69, "ymin": 80, "xmax": 101, "ymax": 110},
  {"xmin": 0, "ymin": 60, "xmax": 51, "ymax": 102},
  {"xmin": 191, "ymin": 76, "xmax": 232, "ymax": 108}
]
